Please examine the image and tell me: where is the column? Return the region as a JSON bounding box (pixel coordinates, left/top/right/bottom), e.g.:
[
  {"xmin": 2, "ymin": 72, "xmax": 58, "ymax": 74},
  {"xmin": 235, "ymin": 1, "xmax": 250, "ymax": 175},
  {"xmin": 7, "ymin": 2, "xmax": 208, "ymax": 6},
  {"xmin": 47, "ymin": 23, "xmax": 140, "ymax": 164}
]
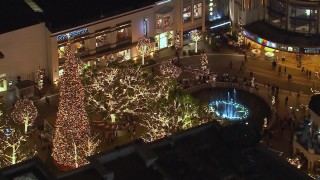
[
  {"xmin": 317, "ymin": 2, "xmax": 320, "ymax": 34},
  {"xmin": 286, "ymin": 0, "xmax": 290, "ymax": 30},
  {"xmin": 191, "ymin": 0, "xmax": 194, "ymax": 24},
  {"xmin": 201, "ymin": 0, "xmax": 206, "ymax": 32}
]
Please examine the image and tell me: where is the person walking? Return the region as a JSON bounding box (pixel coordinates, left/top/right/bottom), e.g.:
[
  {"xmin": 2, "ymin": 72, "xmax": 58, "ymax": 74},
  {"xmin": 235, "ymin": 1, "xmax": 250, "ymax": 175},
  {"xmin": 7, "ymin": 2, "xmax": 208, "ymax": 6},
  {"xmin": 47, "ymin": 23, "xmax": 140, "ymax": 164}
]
[
  {"xmin": 309, "ymin": 70, "xmax": 312, "ymax": 79},
  {"xmin": 45, "ymin": 96, "xmax": 50, "ymax": 105},
  {"xmin": 285, "ymin": 96, "xmax": 288, "ymax": 105},
  {"xmin": 284, "ymin": 66, "xmax": 287, "ymax": 74}
]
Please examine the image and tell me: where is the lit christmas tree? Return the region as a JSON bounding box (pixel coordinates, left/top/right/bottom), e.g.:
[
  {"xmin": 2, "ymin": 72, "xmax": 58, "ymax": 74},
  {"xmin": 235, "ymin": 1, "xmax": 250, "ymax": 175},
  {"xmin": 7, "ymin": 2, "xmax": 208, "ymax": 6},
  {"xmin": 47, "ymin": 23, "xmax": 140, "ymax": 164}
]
[
  {"xmin": 0, "ymin": 126, "xmax": 36, "ymax": 167},
  {"xmin": 11, "ymin": 98, "xmax": 38, "ymax": 134},
  {"xmin": 190, "ymin": 30, "xmax": 202, "ymax": 53},
  {"xmin": 36, "ymin": 67, "xmax": 45, "ymax": 91},
  {"xmin": 159, "ymin": 60, "xmax": 182, "ymax": 79},
  {"xmin": 136, "ymin": 37, "xmax": 153, "ymax": 65},
  {"xmin": 200, "ymin": 53, "xmax": 210, "ymax": 76},
  {"xmin": 0, "ymin": 101, "xmax": 8, "ymax": 126},
  {"xmin": 52, "ymin": 42, "xmax": 98, "ymax": 170}
]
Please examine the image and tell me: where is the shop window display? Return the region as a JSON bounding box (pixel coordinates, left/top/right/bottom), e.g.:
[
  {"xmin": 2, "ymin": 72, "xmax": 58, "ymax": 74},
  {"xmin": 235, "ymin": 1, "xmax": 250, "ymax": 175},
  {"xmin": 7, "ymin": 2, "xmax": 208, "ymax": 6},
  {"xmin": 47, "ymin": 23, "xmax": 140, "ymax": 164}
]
[
  {"xmin": 183, "ymin": 6, "xmax": 191, "ymax": 22},
  {"xmin": 58, "ymin": 46, "xmax": 66, "ymax": 59},
  {"xmin": 163, "ymin": 15, "xmax": 172, "ymax": 29},
  {"xmin": 155, "ymin": 31, "xmax": 173, "ymax": 50},
  {"xmin": 156, "ymin": 15, "xmax": 162, "ymax": 29},
  {"xmin": 194, "ymin": 3, "xmax": 202, "ymax": 19},
  {"xmin": 96, "ymin": 33, "xmax": 110, "ymax": 47},
  {"xmin": 74, "ymin": 40, "xmax": 86, "ymax": 53},
  {"xmin": 117, "ymin": 28, "xmax": 129, "ymax": 41}
]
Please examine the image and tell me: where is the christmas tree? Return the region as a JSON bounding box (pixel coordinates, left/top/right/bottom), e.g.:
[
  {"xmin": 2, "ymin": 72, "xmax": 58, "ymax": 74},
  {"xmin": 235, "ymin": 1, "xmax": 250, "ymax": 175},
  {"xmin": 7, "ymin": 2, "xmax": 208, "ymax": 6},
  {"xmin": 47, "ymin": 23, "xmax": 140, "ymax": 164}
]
[
  {"xmin": 52, "ymin": 42, "xmax": 98, "ymax": 170},
  {"xmin": 11, "ymin": 98, "xmax": 38, "ymax": 134}
]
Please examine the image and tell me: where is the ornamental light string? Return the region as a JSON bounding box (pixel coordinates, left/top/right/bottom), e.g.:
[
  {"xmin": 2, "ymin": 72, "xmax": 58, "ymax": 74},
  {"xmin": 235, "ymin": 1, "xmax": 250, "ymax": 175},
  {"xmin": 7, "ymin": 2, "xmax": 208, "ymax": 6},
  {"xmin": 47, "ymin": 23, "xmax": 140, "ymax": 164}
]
[
  {"xmin": 0, "ymin": 126, "xmax": 36, "ymax": 167},
  {"xmin": 52, "ymin": 42, "xmax": 98, "ymax": 170},
  {"xmin": 36, "ymin": 67, "xmax": 45, "ymax": 91},
  {"xmin": 11, "ymin": 98, "xmax": 38, "ymax": 134},
  {"xmin": 136, "ymin": 37, "xmax": 153, "ymax": 65},
  {"xmin": 190, "ymin": 30, "xmax": 202, "ymax": 53}
]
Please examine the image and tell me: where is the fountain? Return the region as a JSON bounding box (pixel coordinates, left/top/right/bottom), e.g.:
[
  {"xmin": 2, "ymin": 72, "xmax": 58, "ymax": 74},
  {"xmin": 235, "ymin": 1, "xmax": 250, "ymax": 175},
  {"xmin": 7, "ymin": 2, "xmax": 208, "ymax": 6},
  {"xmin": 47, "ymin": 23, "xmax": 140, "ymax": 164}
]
[{"xmin": 209, "ymin": 89, "xmax": 249, "ymax": 121}]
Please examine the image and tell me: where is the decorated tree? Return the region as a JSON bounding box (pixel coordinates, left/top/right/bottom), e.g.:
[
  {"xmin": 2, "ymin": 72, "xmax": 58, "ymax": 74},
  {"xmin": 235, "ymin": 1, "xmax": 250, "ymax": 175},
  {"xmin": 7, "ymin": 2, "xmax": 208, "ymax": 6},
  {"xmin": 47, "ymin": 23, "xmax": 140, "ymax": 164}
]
[
  {"xmin": 159, "ymin": 60, "xmax": 182, "ymax": 79},
  {"xmin": 136, "ymin": 37, "xmax": 153, "ymax": 65},
  {"xmin": 11, "ymin": 98, "xmax": 37, "ymax": 134},
  {"xmin": 36, "ymin": 67, "xmax": 45, "ymax": 91},
  {"xmin": 190, "ymin": 30, "xmax": 202, "ymax": 53},
  {"xmin": 52, "ymin": 42, "xmax": 98, "ymax": 170},
  {"xmin": 200, "ymin": 53, "xmax": 210, "ymax": 76},
  {"xmin": 82, "ymin": 63, "xmax": 158, "ymax": 124},
  {"xmin": 0, "ymin": 101, "xmax": 9, "ymax": 126},
  {"xmin": 0, "ymin": 126, "xmax": 36, "ymax": 167},
  {"xmin": 174, "ymin": 32, "xmax": 181, "ymax": 61}
]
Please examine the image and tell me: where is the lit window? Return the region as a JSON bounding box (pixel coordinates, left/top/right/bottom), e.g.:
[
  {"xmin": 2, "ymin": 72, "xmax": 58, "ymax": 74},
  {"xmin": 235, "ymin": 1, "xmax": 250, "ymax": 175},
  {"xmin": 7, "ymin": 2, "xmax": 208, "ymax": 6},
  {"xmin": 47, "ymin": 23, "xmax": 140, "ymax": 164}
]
[
  {"xmin": 183, "ymin": 6, "xmax": 191, "ymax": 22},
  {"xmin": 194, "ymin": 3, "xmax": 202, "ymax": 19}
]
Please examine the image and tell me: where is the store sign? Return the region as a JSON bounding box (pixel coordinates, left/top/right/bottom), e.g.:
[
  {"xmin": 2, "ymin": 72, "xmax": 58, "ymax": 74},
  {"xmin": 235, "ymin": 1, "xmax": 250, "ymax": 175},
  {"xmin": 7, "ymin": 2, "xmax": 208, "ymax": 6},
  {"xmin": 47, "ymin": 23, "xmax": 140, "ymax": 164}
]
[
  {"xmin": 287, "ymin": 46, "xmax": 299, "ymax": 52},
  {"xmin": 57, "ymin": 28, "xmax": 89, "ymax": 42},
  {"xmin": 303, "ymin": 48, "xmax": 320, "ymax": 54},
  {"xmin": 157, "ymin": 0, "xmax": 171, "ymax": 5},
  {"xmin": 243, "ymin": 30, "xmax": 255, "ymax": 40},
  {"xmin": 257, "ymin": 37, "xmax": 277, "ymax": 48},
  {"xmin": 143, "ymin": 18, "xmax": 148, "ymax": 37}
]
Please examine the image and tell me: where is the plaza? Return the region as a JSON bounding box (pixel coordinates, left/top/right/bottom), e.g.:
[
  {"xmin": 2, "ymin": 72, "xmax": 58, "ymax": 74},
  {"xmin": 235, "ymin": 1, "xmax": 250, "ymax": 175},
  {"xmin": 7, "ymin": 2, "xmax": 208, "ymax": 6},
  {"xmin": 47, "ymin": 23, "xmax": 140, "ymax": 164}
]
[{"xmin": 1, "ymin": 0, "xmax": 320, "ymax": 179}]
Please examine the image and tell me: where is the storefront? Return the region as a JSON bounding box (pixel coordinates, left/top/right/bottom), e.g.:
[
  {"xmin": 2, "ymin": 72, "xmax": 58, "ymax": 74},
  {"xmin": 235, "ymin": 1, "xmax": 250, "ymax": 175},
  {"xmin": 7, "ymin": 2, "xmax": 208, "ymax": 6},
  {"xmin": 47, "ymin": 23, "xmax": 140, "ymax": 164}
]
[
  {"xmin": 0, "ymin": 74, "xmax": 7, "ymax": 92},
  {"xmin": 155, "ymin": 31, "xmax": 174, "ymax": 50}
]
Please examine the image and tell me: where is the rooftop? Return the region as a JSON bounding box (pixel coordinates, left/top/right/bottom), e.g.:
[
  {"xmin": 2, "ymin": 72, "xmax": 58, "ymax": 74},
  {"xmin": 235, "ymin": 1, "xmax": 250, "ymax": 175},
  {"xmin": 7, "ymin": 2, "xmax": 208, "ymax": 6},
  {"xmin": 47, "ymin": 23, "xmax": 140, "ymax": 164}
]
[
  {"xmin": 33, "ymin": 0, "xmax": 160, "ymax": 33},
  {"xmin": 0, "ymin": 121, "xmax": 312, "ymax": 180},
  {"xmin": 0, "ymin": 0, "xmax": 41, "ymax": 34},
  {"xmin": 245, "ymin": 21, "xmax": 320, "ymax": 48}
]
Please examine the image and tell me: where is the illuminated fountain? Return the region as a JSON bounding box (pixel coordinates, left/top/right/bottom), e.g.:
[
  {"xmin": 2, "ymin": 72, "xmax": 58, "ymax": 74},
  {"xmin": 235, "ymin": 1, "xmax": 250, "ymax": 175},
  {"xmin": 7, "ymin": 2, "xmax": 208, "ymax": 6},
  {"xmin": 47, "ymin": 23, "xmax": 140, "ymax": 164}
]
[{"xmin": 209, "ymin": 89, "xmax": 249, "ymax": 121}]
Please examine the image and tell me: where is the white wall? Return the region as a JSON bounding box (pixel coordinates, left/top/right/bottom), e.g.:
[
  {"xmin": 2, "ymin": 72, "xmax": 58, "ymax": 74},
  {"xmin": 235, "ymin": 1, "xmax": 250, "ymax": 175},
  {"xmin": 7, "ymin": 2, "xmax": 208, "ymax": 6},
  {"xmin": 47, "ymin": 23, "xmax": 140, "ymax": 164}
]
[{"xmin": 0, "ymin": 23, "xmax": 48, "ymax": 90}]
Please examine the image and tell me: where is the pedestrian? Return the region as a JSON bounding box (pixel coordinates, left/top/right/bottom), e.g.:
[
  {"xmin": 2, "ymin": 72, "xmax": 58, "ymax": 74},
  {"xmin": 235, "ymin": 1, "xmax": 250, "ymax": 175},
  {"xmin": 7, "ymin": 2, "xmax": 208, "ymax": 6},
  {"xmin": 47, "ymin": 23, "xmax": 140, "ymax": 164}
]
[
  {"xmin": 229, "ymin": 60, "xmax": 233, "ymax": 69},
  {"xmin": 267, "ymin": 81, "xmax": 270, "ymax": 90},
  {"xmin": 250, "ymin": 71, "xmax": 253, "ymax": 77},
  {"xmin": 309, "ymin": 70, "xmax": 312, "ymax": 79},
  {"xmin": 242, "ymin": 60, "xmax": 245, "ymax": 68},
  {"xmin": 284, "ymin": 67, "xmax": 287, "ymax": 74},
  {"xmin": 282, "ymin": 56, "xmax": 285, "ymax": 62},
  {"xmin": 45, "ymin": 96, "xmax": 50, "ymax": 105},
  {"xmin": 285, "ymin": 96, "xmax": 288, "ymax": 105},
  {"xmin": 278, "ymin": 66, "xmax": 282, "ymax": 75},
  {"xmin": 244, "ymin": 54, "xmax": 247, "ymax": 62},
  {"xmin": 302, "ymin": 67, "xmax": 304, "ymax": 72},
  {"xmin": 297, "ymin": 91, "xmax": 300, "ymax": 98},
  {"xmin": 239, "ymin": 65, "xmax": 243, "ymax": 73}
]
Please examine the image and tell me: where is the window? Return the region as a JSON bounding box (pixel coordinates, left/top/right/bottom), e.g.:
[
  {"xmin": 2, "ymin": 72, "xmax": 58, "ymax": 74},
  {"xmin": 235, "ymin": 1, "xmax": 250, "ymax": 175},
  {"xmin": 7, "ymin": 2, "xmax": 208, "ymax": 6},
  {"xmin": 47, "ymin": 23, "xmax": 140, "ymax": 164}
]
[
  {"xmin": 156, "ymin": 15, "xmax": 163, "ymax": 29},
  {"xmin": 163, "ymin": 15, "xmax": 172, "ymax": 29},
  {"xmin": 183, "ymin": 6, "xmax": 191, "ymax": 22},
  {"xmin": 58, "ymin": 46, "xmax": 66, "ymax": 59},
  {"xmin": 194, "ymin": 3, "xmax": 202, "ymax": 19},
  {"xmin": 117, "ymin": 28, "xmax": 129, "ymax": 41},
  {"xmin": 96, "ymin": 33, "xmax": 110, "ymax": 47}
]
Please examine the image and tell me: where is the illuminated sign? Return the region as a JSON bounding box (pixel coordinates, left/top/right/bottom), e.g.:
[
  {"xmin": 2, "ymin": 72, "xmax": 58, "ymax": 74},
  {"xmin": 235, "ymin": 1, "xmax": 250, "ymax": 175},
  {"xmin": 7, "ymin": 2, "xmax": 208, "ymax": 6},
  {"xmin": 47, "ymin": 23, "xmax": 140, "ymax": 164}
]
[
  {"xmin": 243, "ymin": 30, "xmax": 255, "ymax": 40},
  {"xmin": 210, "ymin": 21, "xmax": 231, "ymax": 29},
  {"xmin": 57, "ymin": 28, "xmax": 89, "ymax": 42},
  {"xmin": 257, "ymin": 37, "xmax": 277, "ymax": 48},
  {"xmin": 143, "ymin": 18, "xmax": 148, "ymax": 37},
  {"xmin": 157, "ymin": 0, "xmax": 171, "ymax": 5}
]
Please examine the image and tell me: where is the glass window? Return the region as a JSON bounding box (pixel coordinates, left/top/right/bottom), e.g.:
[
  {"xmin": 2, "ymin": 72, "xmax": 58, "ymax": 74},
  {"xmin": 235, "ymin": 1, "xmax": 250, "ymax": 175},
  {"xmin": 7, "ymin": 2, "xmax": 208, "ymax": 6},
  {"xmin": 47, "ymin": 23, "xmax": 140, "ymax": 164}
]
[
  {"xmin": 58, "ymin": 46, "xmax": 66, "ymax": 59},
  {"xmin": 117, "ymin": 28, "xmax": 129, "ymax": 41},
  {"xmin": 163, "ymin": 15, "xmax": 172, "ymax": 29},
  {"xmin": 289, "ymin": 6, "xmax": 317, "ymax": 34},
  {"xmin": 156, "ymin": 15, "xmax": 163, "ymax": 29},
  {"xmin": 194, "ymin": 3, "xmax": 202, "ymax": 19},
  {"xmin": 116, "ymin": 49, "xmax": 131, "ymax": 61},
  {"xmin": 96, "ymin": 33, "xmax": 110, "ymax": 47},
  {"xmin": 74, "ymin": 40, "xmax": 86, "ymax": 53},
  {"xmin": 183, "ymin": 6, "xmax": 191, "ymax": 22},
  {"xmin": 267, "ymin": 0, "xmax": 287, "ymax": 28}
]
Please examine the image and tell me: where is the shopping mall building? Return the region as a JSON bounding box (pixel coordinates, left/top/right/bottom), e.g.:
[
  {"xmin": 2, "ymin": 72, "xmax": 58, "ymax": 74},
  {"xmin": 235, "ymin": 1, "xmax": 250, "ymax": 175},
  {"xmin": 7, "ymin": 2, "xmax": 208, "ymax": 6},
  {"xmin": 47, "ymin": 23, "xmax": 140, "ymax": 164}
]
[{"xmin": 2, "ymin": 0, "xmax": 320, "ymax": 93}]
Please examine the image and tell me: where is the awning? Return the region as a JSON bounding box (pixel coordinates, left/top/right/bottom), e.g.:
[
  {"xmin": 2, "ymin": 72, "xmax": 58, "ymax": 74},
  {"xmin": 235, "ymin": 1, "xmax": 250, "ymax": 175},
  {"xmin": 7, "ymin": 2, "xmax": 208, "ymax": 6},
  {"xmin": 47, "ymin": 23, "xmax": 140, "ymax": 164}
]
[{"xmin": 156, "ymin": 6, "xmax": 173, "ymax": 14}]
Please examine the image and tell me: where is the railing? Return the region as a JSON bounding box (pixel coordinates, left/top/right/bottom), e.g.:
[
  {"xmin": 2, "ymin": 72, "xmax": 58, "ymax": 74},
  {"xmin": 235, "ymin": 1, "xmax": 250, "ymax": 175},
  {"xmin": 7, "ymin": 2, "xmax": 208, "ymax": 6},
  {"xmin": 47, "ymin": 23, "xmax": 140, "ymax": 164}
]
[{"xmin": 183, "ymin": 81, "xmax": 271, "ymax": 107}]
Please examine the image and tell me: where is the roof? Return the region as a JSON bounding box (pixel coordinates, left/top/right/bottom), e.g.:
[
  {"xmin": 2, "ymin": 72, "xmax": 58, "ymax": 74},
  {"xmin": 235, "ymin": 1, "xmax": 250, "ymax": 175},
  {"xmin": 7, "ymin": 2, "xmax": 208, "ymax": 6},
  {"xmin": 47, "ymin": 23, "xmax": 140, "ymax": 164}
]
[
  {"xmin": 245, "ymin": 21, "xmax": 320, "ymax": 48},
  {"xmin": 0, "ymin": 0, "xmax": 41, "ymax": 34},
  {"xmin": 0, "ymin": 121, "xmax": 312, "ymax": 179},
  {"xmin": 309, "ymin": 94, "xmax": 320, "ymax": 116},
  {"xmin": 32, "ymin": 0, "xmax": 160, "ymax": 33}
]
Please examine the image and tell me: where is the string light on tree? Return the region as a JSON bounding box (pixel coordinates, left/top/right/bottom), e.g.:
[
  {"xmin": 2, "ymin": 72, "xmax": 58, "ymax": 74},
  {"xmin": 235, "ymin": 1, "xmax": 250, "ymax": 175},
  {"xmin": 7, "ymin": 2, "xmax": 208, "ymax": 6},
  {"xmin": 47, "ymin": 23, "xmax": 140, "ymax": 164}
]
[
  {"xmin": 11, "ymin": 98, "xmax": 37, "ymax": 134},
  {"xmin": 190, "ymin": 30, "xmax": 202, "ymax": 53},
  {"xmin": 200, "ymin": 53, "xmax": 209, "ymax": 75},
  {"xmin": 36, "ymin": 67, "xmax": 45, "ymax": 91},
  {"xmin": 136, "ymin": 37, "xmax": 153, "ymax": 65},
  {"xmin": 0, "ymin": 126, "xmax": 36, "ymax": 167},
  {"xmin": 52, "ymin": 42, "xmax": 99, "ymax": 170},
  {"xmin": 159, "ymin": 60, "xmax": 182, "ymax": 79}
]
